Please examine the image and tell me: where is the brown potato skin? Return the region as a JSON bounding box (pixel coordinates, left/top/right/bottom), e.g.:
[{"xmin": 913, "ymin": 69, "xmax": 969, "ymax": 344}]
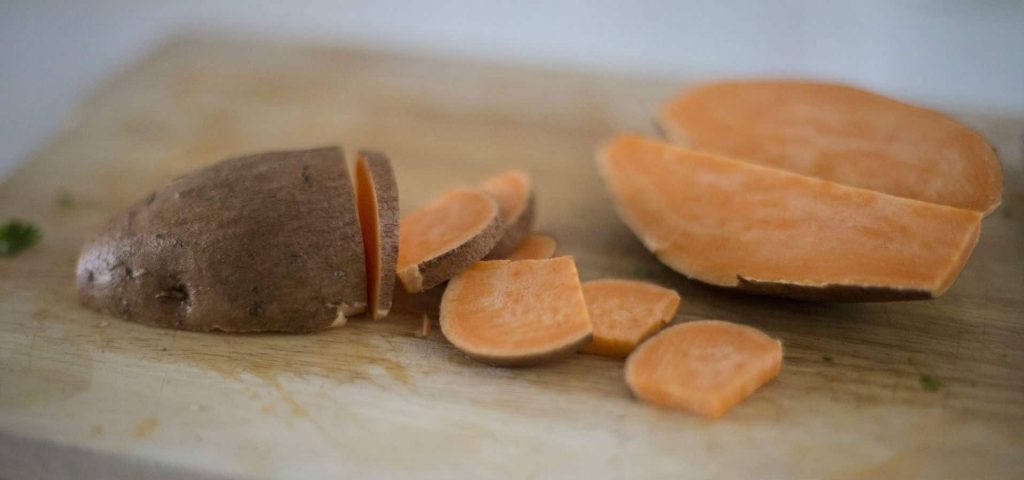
[
  {"xmin": 735, "ymin": 277, "xmax": 932, "ymax": 302},
  {"xmin": 357, "ymin": 150, "xmax": 400, "ymax": 319},
  {"xmin": 75, "ymin": 147, "xmax": 367, "ymax": 332},
  {"xmin": 486, "ymin": 193, "xmax": 536, "ymax": 259},
  {"xmin": 407, "ymin": 210, "xmax": 504, "ymax": 293}
]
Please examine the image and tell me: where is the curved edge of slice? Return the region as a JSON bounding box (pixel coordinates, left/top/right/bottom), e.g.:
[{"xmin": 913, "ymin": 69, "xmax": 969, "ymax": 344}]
[
  {"xmin": 625, "ymin": 320, "xmax": 783, "ymax": 419},
  {"xmin": 397, "ymin": 189, "xmax": 503, "ymax": 293},
  {"xmin": 480, "ymin": 170, "xmax": 536, "ymax": 258},
  {"xmin": 439, "ymin": 257, "xmax": 593, "ymax": 366},
  {"xmin": 579, "ymin": 279, "xmax": 680, "ymax": 357},
  {"xmin": 504, "ymin": 233, "xmax": 557, "ymax": 261},
  {"xmin": 354, "ymin": 150, "xmax": 399, "ymax": 319}
]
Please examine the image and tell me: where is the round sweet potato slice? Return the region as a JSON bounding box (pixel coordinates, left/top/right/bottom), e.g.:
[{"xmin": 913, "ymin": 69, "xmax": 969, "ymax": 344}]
[
  {"xmin": 658, "ymin": 80, "xmax": 1003, "ymax": 214},
  {"xmin": 579, "ymin": 279, "xmax": 680, "ymax": 358},
  {"xmin": 480, "ymin": 169, "xmax": 535, "ymax": 258},
  {"xmin": 439, "ymin": 257, "xmax": 593, "ymax": 366},
  {"xmin": 354, "ymin": 151, "xmax": 399, "ymax": 320},
  {"xmin": 625, "ymin": 320, "xmax": 783, "ymax": 418},
  {"xmin": 396, "ymin": 189, "xmax": 502, "ymax": 293},
  {"xmin": 75, "ymin": 147, "xmax": 367, "ymax": 332}
]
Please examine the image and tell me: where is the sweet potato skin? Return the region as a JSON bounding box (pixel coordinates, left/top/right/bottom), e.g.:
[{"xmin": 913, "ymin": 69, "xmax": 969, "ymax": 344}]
[
  {"xmin": 76, "ymin": 147, "xmax": 367, "ymax": 332},
  {"xmin": 356, "ymin": 150, "xmax": 400, "ymax": 319},
  {"xmin": 486, "ymin": 193, "xmax": 535, "ymax": 259}
]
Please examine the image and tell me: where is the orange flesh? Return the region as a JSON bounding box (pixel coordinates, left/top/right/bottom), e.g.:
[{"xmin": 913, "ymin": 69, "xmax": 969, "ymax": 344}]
[
  {"xmin": 599, "ymin": 135, "xmax": 981, "ymax": 296},
  {"xmin": 480, "ymin": 170, "xmax": 531, "ymax": 222},
  {"xmin": 625, "ymin": 320, "xmax": 782, "ymax": 418},
  {"xmin": 505, "ymin": 234, "xmax": 557, "ymax": 260},
  {"xmin": 580, "ymin": 279, "xmax": 680, "ymax": 358},
  {"xmin": 354, "ymin": 157, "xmax": 381, "ymax": 318},
  {"xmin": 440, "ymin": 257, "xmax": 592, "ymax": 364},
  {"xmin": 659, "ymin": 81, "xmax": 1002, "ymax": 214},
  {"xmin": 397, "ymin": 189, "xmax": 497, "ymax": 272}
]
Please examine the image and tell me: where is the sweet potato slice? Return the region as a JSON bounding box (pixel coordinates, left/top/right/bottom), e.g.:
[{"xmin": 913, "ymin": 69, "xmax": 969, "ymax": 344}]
[
  {"xmin": 481, "ymin": 170, "xmax": 536, "ymax": 258},
  {"xmin": 354, "ymin": 151, "xmax": 399, "ymax": 320},
  {"xmin": 598, "ymin": 135, "xmax": 981, "ymax": 301},
  {"xmin": 439, "ymin": 257, "xmax": 592, "ymax": 366},
  {"xmin": 625, "ymin": 320, "xmax": 783, "ymax": 418},
  {"xmin": 580, "ymin": 279, "xmax": 680, "ymax": 358},
  {"xmin": 76, "ymin": 147, "xmax": 366, "ymax": 332},
  {"xmin": 397, "ymin": 189, "xmax": 503, "ymax": 293},
  {"xmin": 658, "ymin": 80, "xmax": 1003, "ymax": 214},
  {"xmin": 505, "ymin": 233, "xmax": 557, "ymax": 261}
]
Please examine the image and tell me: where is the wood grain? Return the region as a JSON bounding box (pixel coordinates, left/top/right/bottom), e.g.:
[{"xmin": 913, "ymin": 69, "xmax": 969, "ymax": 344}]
[{"xmin": 1, "ymin": 35, "xmax": 1022, "ymax": 479}]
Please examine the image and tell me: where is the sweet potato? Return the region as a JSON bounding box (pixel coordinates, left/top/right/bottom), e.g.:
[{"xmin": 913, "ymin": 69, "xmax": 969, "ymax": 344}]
[
  {"xmin": 658, "ymin": 80, "xmax": 1003, "ymax": 214},
  {"xmin": 396, "ymin": 189, "xmax": 503, "ymax": 293},
  {"xmin": 76, "ymin": 147, "xmax": 366, "ymax": 332},
  {"xmin": 625, "ymin": 320, "xmax": 783, "ymax": 418},
  {"xmin": 439, "ymin": 257, "xmax": 592, "ymax": 366},
  {"xmin": 598, "ymin": 135, "xmax": 981, "ymax": 301},
  {"xmin": 505, "ymin": 233, "xmax": 557, "ymax": 261},
  {"xmin": 354, "ymin": 151, "xmax": 399, "ymax": 320},
  {"xmin": 579, "ymin": 279, "xmax": 680, "ymax": 358},
  {"xmin": 481, "ymin": 170, "xmax": 535, "ymax": 258}
]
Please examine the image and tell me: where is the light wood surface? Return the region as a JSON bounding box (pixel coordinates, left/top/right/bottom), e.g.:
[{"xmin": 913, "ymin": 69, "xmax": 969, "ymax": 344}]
[{"xmin": 1, "ymin": 35, "xmax": 1022, "ymax": 479}]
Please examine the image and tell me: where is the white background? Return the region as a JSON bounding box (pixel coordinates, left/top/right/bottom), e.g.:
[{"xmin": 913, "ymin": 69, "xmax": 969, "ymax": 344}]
[{"xmin": 2, "ymin": 0, "xmax": 1023, "ymax": 178}]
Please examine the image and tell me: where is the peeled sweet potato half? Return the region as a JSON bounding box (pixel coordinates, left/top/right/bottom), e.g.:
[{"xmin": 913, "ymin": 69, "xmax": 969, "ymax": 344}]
[
  {"xmin": 396, "ymin": 189, "xmax": 503, "ymax": 293},
  {"xmin": 598, "ymin": 135, "xmax": 981, "ymax": 301},
  {"xmin": 355, "ymin": 151, "xmax": 399, "ymax": 320},
  {"xmin": 439, "ymin": 257, "xmax": 592, "ymax": 366},
  {"xmin": 481, "ymin": 169, "xmax": 536, "ymax": 258},
  {"xmin": 658, "ymin": 80, "xmax": 1003, "ymax": 214},
  {"xmin": 625, "ymin": 320, "xmax": 783, "ymax": 419},
  {"xmin": 76, "ymin": 147, "xmax": 367, "ymax": 332}
]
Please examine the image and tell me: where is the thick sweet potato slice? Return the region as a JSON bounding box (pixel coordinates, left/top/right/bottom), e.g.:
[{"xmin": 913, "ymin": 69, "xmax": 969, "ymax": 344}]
[
  {"xmin": 397, "ymin": 189, "xmax": 502, "ymax": 293},
  {"xmin": 355, "ymin": 151, "xmax": 399, "ymax": 320},
  {"xmin": 505, "ymin": 233, "xmax": 557, "ymax": 261},
  {"xmin": 625, "ymin": 320, "xmax": 783, "ymax": 418},
  {"xmin": 598, "ymin": 135, "xmax": 981, "ymax": 301},
  {"xmin": 658, "ymin": 80, "xmax": 1002, "ymax": 214},
  {"xmin": 76, "ymin": 147, "xmax": 366, "ymax": 332},
  {"xmin": 439, "ymin": 257, "xmax": 592, "ymax": 366},
  {"xmin": 481, "ymin": 170, "xmax": 536, "ymax": 258},
  {"xmin": 580, "ymin": 279, "xmax": 680, "ymax": 358}
]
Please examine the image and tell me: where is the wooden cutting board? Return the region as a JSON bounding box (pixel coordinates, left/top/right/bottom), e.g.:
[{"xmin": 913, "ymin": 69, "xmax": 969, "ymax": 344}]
[{"xmin": 1, "ymin": 35, "xmax": 1022, "ymax": 479}]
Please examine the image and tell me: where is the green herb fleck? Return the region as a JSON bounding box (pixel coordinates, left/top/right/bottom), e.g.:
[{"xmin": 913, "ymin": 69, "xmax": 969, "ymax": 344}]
[
  {"xmin": 0, "ymin": 220, "xmax": 41, "ymax": 256},
  {"xmin": 919, "ymin": 375, "xmax": 943, "ymax": 392},
  {"xmin": 56, "ymin": 190, "xmax": 75, "ymax": 208},
  {"xmin": 822, "ymin": 355, "xmax": 834, "ymax": 363}
]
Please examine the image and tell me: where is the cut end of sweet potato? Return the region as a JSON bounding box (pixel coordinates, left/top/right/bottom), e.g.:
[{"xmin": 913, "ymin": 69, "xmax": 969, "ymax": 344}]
[
  {"xmin": 658, "ymin": 80, "xmax": 1003, "ymax": 214},
  {"xmin": 355, "ymin": 151, "xmax": 399, "ymax": 320},
  {"xmin": 504, "ymin": 233, "xmax": 557, "ymax": 261},
  {"xmin": 397, "ymin": 188, "xmax": 503, "ymax": 293},
  {"xmin": 598, "ymin": 135, "xmax": 982, "ymax": 301},
  {"xmin": 625, "ymin": 320, "xmax": 783, "ymax": 418},
  {"xmin": 481, "ymin": 169, "xmax": 536, "ymax": 258},
  {"xmin": 439, "ymin": 257, "xmax": 593, "ymax": 366},
  {"xmin": 580, "ymin": 279, "xmax": 680, "ymax": 358}
]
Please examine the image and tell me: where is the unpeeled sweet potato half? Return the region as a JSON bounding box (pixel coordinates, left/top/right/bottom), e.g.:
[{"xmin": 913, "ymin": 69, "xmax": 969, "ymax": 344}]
[
  {"xmin": 355, "ymin": 151, "xmax": 399, "ymax": 320},
  {"xmin": 76, "ymin": 147, "xmax": 366, "ymax": 332},
  {"xmin": 625, "ymin": 320, "xmax": 783, "ymax": 419},
  {"xmin": 504, "ymin": 233, "xmax": 557, "ymax": 261},
  {"xmin": 397, "ymin": 189, "xmax": 503, "ymax": 293},
  {"xmin": 481, "ymin": 170, "xmax": 535, "ymax": 258},
  {"xmin": 658, "ymin": 80, "xmax": 1003, "ymax": 214},
  {"xmin": 598, "ymin": 135, "xmax": 981, "ymax": 301},
  {"xmin": 439, "ymin": 257, "xmax": 592, "ymax": 366},
  {"xmin": 580, "ymin": 279, "xmax": 680, "ymax": 358}
]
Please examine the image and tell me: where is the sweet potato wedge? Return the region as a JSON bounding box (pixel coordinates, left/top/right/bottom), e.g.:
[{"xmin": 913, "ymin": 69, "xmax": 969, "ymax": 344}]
[
  {"xmin": 658, "ymin": 80, "xmax": 1003, "ymax": 214},
  {"xmin": 625, "ymin": 320, "xmax": 783, "ymax": 418},
  {"xmin": 76, "ymin": 147, "xmax": 366, "ymax": 332},
  {"xmin": 598, "ymin": 135, "xmax": 981, "ymax": 301},
  {"xmin": 439, "ymin": 257, "xmax": 592, "ymax": 366},
  {"xmin": 397, "ymin": 189, "xmax": 503, "ymax": 293},
  {"xmin": 505, "ymin": 233, "xmax": 557, "ymax": 261},
  {"xmin": 355, "ymin": 151, "xmax": 399, "ymax": 320},
  {"xmin": 481, "ymin": 170, "xmax": 536, "ymax": 258},
  {"xmin": 580, "ymin": 279, "xmax": 680, "ymax": 358}
]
